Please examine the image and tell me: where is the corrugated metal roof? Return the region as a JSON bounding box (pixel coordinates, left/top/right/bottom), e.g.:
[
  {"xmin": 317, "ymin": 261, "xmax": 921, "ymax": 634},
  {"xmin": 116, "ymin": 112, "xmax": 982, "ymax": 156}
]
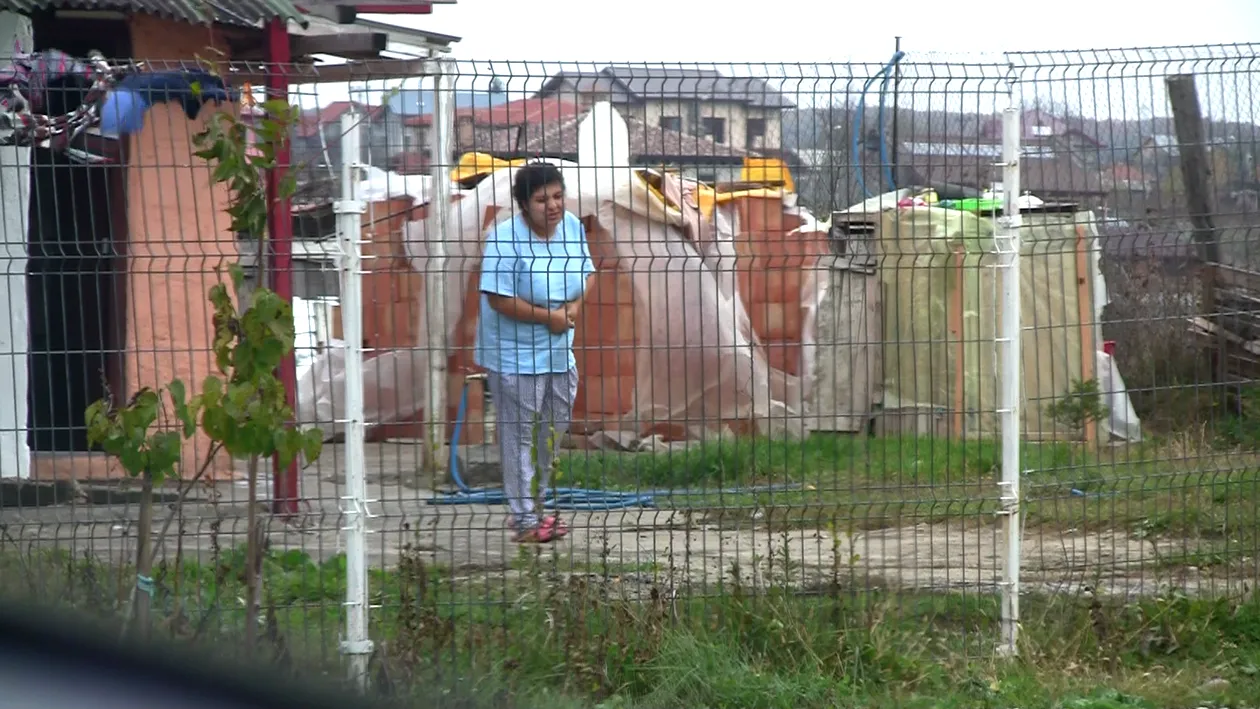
[{"xmin": 3, "ymin": 0, "xmax": 309, "ymax": 28}]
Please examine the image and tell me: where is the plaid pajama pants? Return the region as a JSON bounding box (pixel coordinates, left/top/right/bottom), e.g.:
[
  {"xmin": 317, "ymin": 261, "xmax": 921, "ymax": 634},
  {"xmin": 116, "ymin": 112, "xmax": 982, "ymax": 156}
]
[{"xmin": 488, "ymin": 367, "xmax": 580, "ymax": 529}]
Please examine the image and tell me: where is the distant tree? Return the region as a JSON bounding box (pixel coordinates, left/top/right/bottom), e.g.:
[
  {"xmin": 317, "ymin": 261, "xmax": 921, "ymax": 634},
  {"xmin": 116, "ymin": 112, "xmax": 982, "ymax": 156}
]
[
  {"xmin": 489, "ymin": 76, "xmax": 506, "ymax": 94},
  {"xmin": 786, "ymin": 104, "xmax": 868, "ymax": 213}
]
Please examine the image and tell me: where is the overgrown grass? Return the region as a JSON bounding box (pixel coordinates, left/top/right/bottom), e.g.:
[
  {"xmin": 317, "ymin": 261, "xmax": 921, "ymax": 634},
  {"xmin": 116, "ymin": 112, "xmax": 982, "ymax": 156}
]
[
  {"xmin": 3, "ymin": 542, "xmax": 1260, "ymax": 709},
  {"xmin": 6, "ymin": 431, "xmax": 1259, "ymax": 707},
  {"xmin": 554, "ymin": 434, "xmax": 1260, "ymax": 547}
]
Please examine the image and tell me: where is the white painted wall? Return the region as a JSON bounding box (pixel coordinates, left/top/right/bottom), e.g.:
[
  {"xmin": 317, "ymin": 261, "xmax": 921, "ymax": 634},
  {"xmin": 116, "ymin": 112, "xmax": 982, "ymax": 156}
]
[{"xmin": 0, "ymin": 11, "xmax": 32, "ymax": 479}]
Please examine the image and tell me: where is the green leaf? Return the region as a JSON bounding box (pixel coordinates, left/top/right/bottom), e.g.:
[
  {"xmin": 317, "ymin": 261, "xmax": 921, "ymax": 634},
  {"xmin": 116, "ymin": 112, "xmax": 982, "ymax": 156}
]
[
  {"xmin": 149, "ymin": 431, "xmax": 184, "ymax": 484},
  {"xmin": 275, "ymin": 428, "xmax": 299, "ymax": 469},
  {"xmin": 168, "ymin": 379, "xmax": 197, "ymax": 438},
  {"xmin": 301, "ymin": 428, "xmax": 324, "ymax": 463},
  {"xmin": 119, "ymin": 445, "xmax": 146, "ymax": 478},
  {"xmin": 84, "ymin": 399, "xmax": 111, "ymax": 445}
]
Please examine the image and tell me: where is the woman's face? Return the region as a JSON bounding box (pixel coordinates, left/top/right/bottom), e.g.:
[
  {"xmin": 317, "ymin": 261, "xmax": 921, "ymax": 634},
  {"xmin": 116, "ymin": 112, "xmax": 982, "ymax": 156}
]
[{"xmin": 526, "ymin": 182, "xmax": 565, "ymax": 230}]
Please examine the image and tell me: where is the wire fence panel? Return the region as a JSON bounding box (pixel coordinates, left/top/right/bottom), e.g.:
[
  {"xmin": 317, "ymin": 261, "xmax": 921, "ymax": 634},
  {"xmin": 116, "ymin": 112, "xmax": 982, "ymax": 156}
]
[
  {"xmin": 1, "ymin": 39, "xmax": 1259, "ymax": 706},
  {"xmin": 1008, "ymin": 45, "xmax": 1260, "ymax": 605}
]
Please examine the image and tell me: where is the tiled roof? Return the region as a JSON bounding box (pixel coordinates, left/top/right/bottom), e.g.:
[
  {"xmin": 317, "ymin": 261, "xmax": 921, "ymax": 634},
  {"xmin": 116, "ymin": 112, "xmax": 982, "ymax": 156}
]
[
  {"xmin": 602, "ymin": 66, "xmax": 795, "ymax": 109},
  {"xmin": 462, "ymin": 96, "xmax": 583, "ymax": 126},
  {"xmin": 540, "ymin": 66, "xmax": 795, "ymax": 109},
  {"xmin": 5, "ymin": 0, "xmax": 308, "ymax": 27},
  {"xmin": 400, "ymin": 97, "xmax": 582, "ymax": 128}
]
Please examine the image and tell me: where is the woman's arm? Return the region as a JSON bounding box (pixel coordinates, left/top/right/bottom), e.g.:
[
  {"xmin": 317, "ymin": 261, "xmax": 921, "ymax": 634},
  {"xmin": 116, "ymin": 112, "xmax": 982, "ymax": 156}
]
[
  {"xmin": 485, "ymin": 293, "xmax": 555, "ymax": 326},
  {"xmin": 489, "ymin": 294, "xmax": 568, "ymax": 334},
  {"xmin": 564, "ymin": 273, "xmax": 598, "ymax": 322}
]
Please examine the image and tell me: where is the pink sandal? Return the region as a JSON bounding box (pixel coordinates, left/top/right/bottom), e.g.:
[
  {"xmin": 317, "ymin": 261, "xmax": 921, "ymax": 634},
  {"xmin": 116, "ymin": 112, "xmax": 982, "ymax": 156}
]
[
  {"xmin": 510, "ymin": 515, "xmax": 569, "ymax": 544},
  {"xmin": 542, "ymin": 515, "xmax": 569, "ymax": 538}
]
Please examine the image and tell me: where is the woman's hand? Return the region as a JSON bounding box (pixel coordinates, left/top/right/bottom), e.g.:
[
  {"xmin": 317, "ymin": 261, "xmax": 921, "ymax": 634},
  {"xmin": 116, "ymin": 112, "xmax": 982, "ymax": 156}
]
[{"xmin": 546, "ymin": 307, "xmax": 574, "ymax": 334}]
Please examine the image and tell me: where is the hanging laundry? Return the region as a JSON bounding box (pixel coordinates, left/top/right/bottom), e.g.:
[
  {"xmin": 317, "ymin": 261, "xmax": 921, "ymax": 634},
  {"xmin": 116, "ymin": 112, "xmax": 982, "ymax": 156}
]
[
  {"xmin": 99, "ymin": 69, "xmax": 235, "ymax": 137},
  {"xmin": 0, "ymin": 49, "xmax": 125, "ymax": 151},
  {"xmin": 0, "ymin": 48, "xmax": 237, "ymax": 164},
  {"xmin": 0, "ymin": 48, "xmax": 95, "ymax": 116}
]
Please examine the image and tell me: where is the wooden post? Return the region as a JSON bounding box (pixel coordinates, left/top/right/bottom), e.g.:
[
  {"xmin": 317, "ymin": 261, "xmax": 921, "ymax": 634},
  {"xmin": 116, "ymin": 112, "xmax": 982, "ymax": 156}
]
[
  {"xmin": 1166, "ymin": 74, "xmax": 1222, "ymax": 383},
  {"xmin": 1074, "ymin": 226, "xmax": 1098, "ymax": 445},
  {"xmin": 949, "ymin": 246, "xmax": 966, "ymax": 437}
]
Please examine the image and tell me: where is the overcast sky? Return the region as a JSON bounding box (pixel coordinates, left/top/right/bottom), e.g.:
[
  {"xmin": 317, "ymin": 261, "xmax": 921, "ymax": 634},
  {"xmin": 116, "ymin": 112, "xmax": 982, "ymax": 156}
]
[
  {"xmin": 300, "ymin": 0, "xmax": 1259, "ymax": 122},
  {"xmin": 394, "ymin": 0, "xmax": 1258, "ymax": 63}
]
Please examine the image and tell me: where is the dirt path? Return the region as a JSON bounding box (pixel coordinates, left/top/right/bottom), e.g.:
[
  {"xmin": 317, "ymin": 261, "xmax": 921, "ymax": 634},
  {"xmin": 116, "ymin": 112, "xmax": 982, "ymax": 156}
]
[
  {"xmin": 2, "ymin": 443, "xmax": 1243, "ymax": 598},
  {"xmin": 5, "ymin": 499, "xmax": 1238, "ymax": 598}
]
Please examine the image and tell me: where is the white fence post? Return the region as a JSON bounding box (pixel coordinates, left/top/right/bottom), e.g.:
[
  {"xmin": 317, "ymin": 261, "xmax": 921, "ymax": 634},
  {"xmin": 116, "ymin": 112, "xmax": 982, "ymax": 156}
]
[
  {"xmin": 336, "ymin": 110, "xmax": 373, "ymax": 689},
  {"xmin": 424, "ymin": 60, "xmax": 454, "ymax": 476},
  {"xmin": 997, "ymin": 103, "xmax": 1023, "ymax": 658}
]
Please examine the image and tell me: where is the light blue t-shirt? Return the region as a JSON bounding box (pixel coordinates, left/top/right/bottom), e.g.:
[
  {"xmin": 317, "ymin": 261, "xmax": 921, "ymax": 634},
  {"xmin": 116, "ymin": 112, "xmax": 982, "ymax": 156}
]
[{"xmin": 474, "ymin": 212, "xmax": 596, "ymax": 375}]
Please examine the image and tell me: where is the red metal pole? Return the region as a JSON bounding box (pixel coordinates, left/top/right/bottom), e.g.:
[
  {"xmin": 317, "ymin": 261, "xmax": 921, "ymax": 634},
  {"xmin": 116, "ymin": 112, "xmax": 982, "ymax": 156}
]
[{"xmin": 265, "ymin": 18, "xmax": 300, "ymax": 516}]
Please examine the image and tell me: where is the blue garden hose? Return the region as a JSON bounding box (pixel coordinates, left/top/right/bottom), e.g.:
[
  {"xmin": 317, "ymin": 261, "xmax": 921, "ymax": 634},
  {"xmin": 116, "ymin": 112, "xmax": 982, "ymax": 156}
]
[
  {"xmin": 426, "ymin": 378, "xmax": 800, "ymax": 510},
  {"xmin": 853, "ymin": 50, "xmax": 907, "ymax": 199}
]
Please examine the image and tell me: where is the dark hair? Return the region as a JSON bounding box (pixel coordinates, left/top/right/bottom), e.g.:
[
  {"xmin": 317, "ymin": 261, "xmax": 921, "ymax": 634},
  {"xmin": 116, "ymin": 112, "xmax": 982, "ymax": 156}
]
[{"xmin": 512, "ymin": 162, "xmax": 565, "ymax": 210}]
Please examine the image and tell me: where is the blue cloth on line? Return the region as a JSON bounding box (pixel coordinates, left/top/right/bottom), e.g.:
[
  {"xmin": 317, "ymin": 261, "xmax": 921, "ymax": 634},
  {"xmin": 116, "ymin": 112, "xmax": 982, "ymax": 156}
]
[{"xmin": 99, "ymin": 69, "xmax": 236, "ymax": 137}]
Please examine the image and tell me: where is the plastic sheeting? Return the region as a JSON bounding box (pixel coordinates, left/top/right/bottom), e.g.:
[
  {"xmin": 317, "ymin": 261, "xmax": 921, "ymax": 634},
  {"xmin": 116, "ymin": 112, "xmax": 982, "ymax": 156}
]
[
  {"xmin": 877, "ymin": 206, "xmax": 1141, "ymax": 440},
  {"xmin": 296, "ymin": 157, "xmax": 829, "ymax": 442},
  {"xmin": 296, "ymin": 343, "xmax": 429, "ymax": 441},
  {"xmin": 359, "ymin": 165, "xmax": 431, "ymax": 206}
]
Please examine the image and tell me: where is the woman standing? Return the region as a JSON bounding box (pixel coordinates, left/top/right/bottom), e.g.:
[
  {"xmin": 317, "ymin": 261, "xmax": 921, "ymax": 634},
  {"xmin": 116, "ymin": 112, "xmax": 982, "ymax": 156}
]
[{"xmin": 475, "ymin": 163, "xmax": 596, "ymax": 543}]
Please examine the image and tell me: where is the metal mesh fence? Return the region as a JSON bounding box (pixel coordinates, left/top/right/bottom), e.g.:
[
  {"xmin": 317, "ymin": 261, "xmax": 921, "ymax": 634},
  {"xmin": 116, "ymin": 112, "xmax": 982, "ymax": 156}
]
[{"xmin": 2, "ymin": 40, "xmax": 1260, "ymax": 703}]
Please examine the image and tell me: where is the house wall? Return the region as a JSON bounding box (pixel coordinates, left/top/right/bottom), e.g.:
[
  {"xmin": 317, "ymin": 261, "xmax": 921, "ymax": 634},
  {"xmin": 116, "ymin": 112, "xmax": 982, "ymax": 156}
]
[
  {"xmin": 0, "ymin": 10, "xmax": 32, "ymax": 479},
  {"xmin": 402, "ymin": 123, "xmax": 430, "ymax": 152},
  {"xmin": 121, "ymin": 15, "xmax": 237, "ymax": 479},
  {"xmin": 545, "ymin": 78, "xmax": 783, "ymax": 155},
  {"xmin": 291, "ymin": 133, "xmax": 329, "ymax": 170},
  {"xmin": 352, "ymin": 115, "xmax": 402, "ymax": 166},
  {"xmin": 291, "ymin": 111, "xmax": 406, "ymax": 173},
  {"xmin": 378, "ymin": 113, "xmax": 404, "ymax": 158},
  {"xmin": 302, "ymin": 115, "xmax": 403, "ymax": 169},
  {"xmin": 623, "ymin": 100, "xmax": 782, "ymax": 154}
]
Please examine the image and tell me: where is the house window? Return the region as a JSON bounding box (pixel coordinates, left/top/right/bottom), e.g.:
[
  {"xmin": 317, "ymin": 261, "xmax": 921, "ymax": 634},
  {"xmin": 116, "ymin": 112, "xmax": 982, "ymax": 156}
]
[
  {"xmin": 746, "ymin": 118, "xmax": 766, "ymax": 147},
  {"xmin": 660, "ymin": 115, "xmax": 682, "ymax": 132},
  {"xmin": 701, "ymin": 117, "xmax": 727, "ymax": 144},
  {"xmin": 1031, "ymin": 124, "xmax": 1054, "ymax": 137}
]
